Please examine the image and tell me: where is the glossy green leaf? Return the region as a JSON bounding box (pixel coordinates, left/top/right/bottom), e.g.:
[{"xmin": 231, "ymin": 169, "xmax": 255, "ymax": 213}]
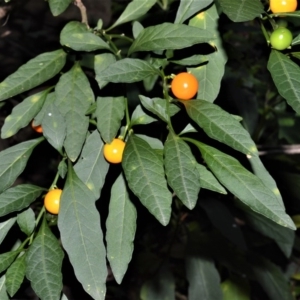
[
  {"xmin": 186, "ymin": 255, "xmax": 222, "ymax": 300},
  {"xmin": 140, "ymin": 265, "xmax": 175, "ymax": 300},
  {"xmin": 109, "ymin": 0, "xmax": 156, "ymax": 30},
  {"xmin": 164, "ymin": 133, "xmax": 200, "ymax": 209},
  {"xmin": 26, "ymin": 217, "xmax": 64, "ymax": 300},
  {"xmin": 0, "ymin": 276, "xmax": 9, "ymax": 300},
  {"xmin": 196, "ymin": 164, "xmax": 227, "ymax": 194},
  {"xmin": 189, "ymin": 4, "xmax": 227, "ymax": 102},
  {"xmin": 175, "ymin": 0, "xmax": 213, "ymax": 24},
  {"xmin": 139, "ymin": 95, "xmax": 180, "ymax": 123},
  {"xmin": 132, "ymin": 21, "xmax": 144, "ymax": 39},
  {"xmin": 129, "ymin": 23, "xmax": 214, "ymax": 55},
  {"xmin": 218, "ymin": 0, "xmax": 264, "ymax": 22},
  {"xmin": 94, "ymin": 53, "xmax": 116, "ymax": 89},
  {"xmin": 184, "ymin": 100, "xmax": 258, "ymax": 156},
  {"xmin": 60, "ymin": 21, "xmax": 110, "ymax": 52},
  {"xmin": 0, "ymin": 49, "xmax": 66, "ymax": 101},
  {"xmin": 58, "ymin": 164, "xmax": 107, "ymax": 300},
  {"xmin": 106, "ymin": 174, "xmax": 137, "ymax": 284},
  {"xmin": 48, "ymin": 0, "xmax": 72, "ymax": 16},
  {"xmin": 244, "ymin": 208, "xmax": 295, "ymax": 258},
  {"xmin": 0, "ymin": 217, "xmax": 16, "ymax": 244},
  {"xmin": 222, "ymin": 277, "xmax": 250, "ymax": 300},
  {"xmin": 0, "ymin": 251, "xmax": 19, "ymax": 273},
  {"xmin": 0, "ymin": 184, "xmax": 44, "ymax": 217},
  {"xmin": 0, "ymin": 138, "xmax": 43, "ymax": 193},
  {"xmin": 96, "ymin": 96, "xmax": 125, "ymax": 143},
  {"xmin": 253, "ymin": 257, "xmax": 293, "ymax": 300},
  {"xmin": 195, "ymin": 142, "xmax": 295, "ymax": 230},
  {"xmin": 5, "ymin": 254, "xmax": 26, "ymax": 297},
  {"xmin": 17, "ymin": 208, "xmax": 35, "ymax": 236},
  {"xmin": 122, "ymin": 134, "xmax": 172, "ymax": 226},
  {"xmin": 131, "ymin": 105, "xmax": 157, "ymax": 126},
  {"xmin": 1, "ymin": 89, "xmax": 49, "ymax": 139},
  {"xmin": 268, "ymin": 50, "xmax": 300, "ymax": 115},
  {"xmin": 96, "ymin": 58, "xmax": 160, "ymax": 84},
  {"xmin": 55, "ymin": 62, "xmax": 94, "ymax": 161},
  {"xmin": 41, "ymin": 103, "xmax": 66, "ymax": 153},
  {"xmin": 74, "ymin": 130, "xmax": 109, "ymax": 200}
]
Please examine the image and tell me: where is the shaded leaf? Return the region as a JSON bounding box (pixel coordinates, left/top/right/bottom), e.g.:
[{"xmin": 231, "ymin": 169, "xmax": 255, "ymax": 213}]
[
  {"xmin": 96, "ymin": 96, "xmax": 125, "ymax": 143},
  {"xmin": 58, "ymin": 163, "xmax": 107, "ymax": 300},
  {"xmin": 60, "ymin": 21, "xmax": 110, "ymax": 52},
  {"xmin": 0, "ymin": 275, "xmax": 9, "ymax": 300},
  {"xmin": 221, "ymin": 277, "xmax": 250, "ymax": 300},
  {"xmin": 106, "ymin": 174, "xmax": 137, "ymax": 284},
  {"xmin": 131, "ymin": 105, "xmax": 157, "ymax": 126},
  {"xmin": 17, "ymin": 208, "xmax": 35, "ymax": 236},
  {"xmin": 164, "ymin": 132, "xmax": 200, "ymax": 209},
  {"xmin": 0, "ymin": 217, "xmax": 17, "ymax": 244},
  {"xmin": 122, "ymin": 134, "xmax": 172, "ymax": 226},
  {"xmin": 48, "ymin": 0, "xmax": 72, "ymax": 16},
  {"xmin": 0, "ymin": 50, "xmax": 66, "ymax": 101},
  {"xmin": 1, "ymin": 89, "xmax": 49, "ymax": 139},
  {"xmin": 26, "ymin": 217, "xmax": 64, "ymax": 300},
  {"xmin": 5, "ymin": 254, "xmax": 26, "ymax": 297},
  {"xmin": 94, "ymin": 53, "xmax": 116, "ymax": 89},
  {"xmin": 74, "ymin": 130, "xmax": 109, "ymax": 200},
  {"xmin": 0, "ymin": 251, "xmax": 19, "ymax": 273},
  {"xmin": 0, "ymin": 184, "xmax": 44, "ymax": 217},
  {"xmin": 129, "ymin": 23, "xmax": 214, "ymax": 54},
  {"xmin": 0, "ymin": 138, "xmax": 43, "ymax": 193}
]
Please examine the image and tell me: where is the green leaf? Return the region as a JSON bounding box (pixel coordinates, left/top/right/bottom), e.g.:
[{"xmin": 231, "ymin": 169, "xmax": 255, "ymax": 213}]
[
  {"xmin": 5, "ymin": 254, "xmax": 26, "ymax": 297},
  {"xmin": 189, "ymin": 5, "xmax": 227, "ymax": 102},
  {"xmin": 218, "ymin": 0, "xmax": 264, "ymax": 22},
  {"xmin": 0, "ymin": 251, "xmax": 19, "ymax": 273},
  {"xmin": 94, "ymin": 53, "xmax": 116, "ymax": 89},
  {"xmin": 0, "ymin": 217, "xmax": 16, "ymax": 244},
  {"xmin": 1, "ymin": 89, "xmax": 49, "ymax": 139},
  {"xmin": 33, "ymin": 92, "xmax": 56, "ymax": 125},
  {"xmin": 170, "ymin": 55, "xmax": 207, "ymax": 66},
  {"xmin": 186, "ymin": 255, "xmax": 222, "ymax": 300},
  {"xmin": 17, "ymin": 208, "xmax": 35, "ymax": 236},
  {"xmin": 58, "ymin": 163, "xmax": 107, "ymax": 300},
  {"xmin": 129, "ymin": 23, "xmax": 214, "ymax": 55},
  {"xmin": 140, "ymin": 265, "xmax": 175, "ymax": 300},
  {"xmin": 244, "ymin": 208, "xmax": 295, "ymax": 258},
  {"xmin": 252, "ymin": 256, "xmax": 294, "ymax": 300},
  {"xmin": 194, "ymin": 142, "xmax": 295, "ymax": 230},
  {"xmin": 247, "ymin": 155, "xmax": 284, "ymax": 207},
  {"xmin": 41, "ymin": 103, "xmax": 66, "ymax": 153},
  {"xmin": 139, "ymin": 95, "xmax": 180, "ymax": 123},
  {"xmin": 26, "ymin": 217, "xmax": 64, "ymax": 300},
  {"xmin": 96, "ymin": 58, "xmax": 160, "ymax": 84},
  {"xmin": 175, "ymin": 0, "xmax": 213, "ymax": 24},
  {"xmin": 131, "ymin": 104, "xmax": 157, "ymax": 126},
  {"xmin": 183, "ymin": 100, "xmax": 258, "ymax": 156},
  {"xmin": 109, "ymin": 0, "xmax": 157, "ymax": 30},
  {"xmin": 196, "ymin": 164, "xmax": 227, "ymax": 194},
  {"xmin": 48, "ymin": 0, "xmax": 72, "ymax": 16},
  {"xmin": 122, "ymin": 134, "xmax": 172, "ymax": 226},
  {"xmin": 222, "ymin": 277, "xmax": 250, "ymax": 300},
  {"xmin": 164, "ymin": 133, "xmax": 200, "ymax": 209},
  {"xmin": 0, "ymin": 276, "xmax": 9, "ymax": 300},
  {"xmin": 132, "ymin": 21, "xmax": 144, "ymax": 39},
  {"xmin": 96, "ymin": 96, "xmax": 125, "ymax": 143},
  {"xmin": 0, "ymin": 184, "xmax": 44, "ymax": 217},
  {"xmin": 74, "ymin": 130, "xmax": 109, "ymax": 200},
  {"xmin": 268, "ymin": 50, "xmax": 300, "ymax": 115},
  {"xmin": 0, "ymin": 138, "xmax": 43, "ymax": 193},
  {"xmin": 58, "ymin": 160, "xmax": 67, "ymax": 179},
  {"xmin": 55, "ymin": 62, "xmax": 94, "ymax": 161},
  {"xmin": 60, "ymin": 21, "xmax": 110, "ymax": 52},
  {"xmin": 0, "ymin": 49, "xmax": 66, "ymax": 101},
  {"xmin": 17, "ymin": 207, "xmax": 35, "ymax": 236},
  {"xmin": 292, "ymin": 34, "xmax": 300, "ymax": 46},
  {"xmin": 106, "ymin": 174, "xmax": 137, "ymax": 284},
  {"xmin": 135, "ymin": 134, "xmax": 164, "ymax": 150}
]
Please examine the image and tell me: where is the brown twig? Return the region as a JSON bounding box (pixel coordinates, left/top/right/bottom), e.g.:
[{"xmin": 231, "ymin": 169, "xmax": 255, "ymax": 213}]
[{"xmin": 74, "ymin": 0, "xmax": 89, "ymax": 28}]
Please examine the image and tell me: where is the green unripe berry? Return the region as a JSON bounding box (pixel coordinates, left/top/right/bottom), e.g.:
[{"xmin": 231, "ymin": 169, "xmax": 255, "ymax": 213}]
[{"xmin": 270, "ymin": 28, "xmax": 293, "ymax": 50}]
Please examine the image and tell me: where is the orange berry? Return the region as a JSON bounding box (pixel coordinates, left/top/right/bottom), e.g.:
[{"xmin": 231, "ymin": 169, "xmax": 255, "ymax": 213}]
[
  {"xmin": 171, "ymin": 72, "xmax": 199, "ymax": 100},
  {"xmin": 44, "ymin": 189, "xmax": 62, "ymax": 214},
  {"xmin": 270, "ymin": 0, "xmax": 297, "ymax": 13},
  {"xmin": 31, "ymin": 121, "xmax": 43, "ymax": 133},
  {"xmin": 103, "ymin": 138, "xmax": 125, "ymax": 164}
]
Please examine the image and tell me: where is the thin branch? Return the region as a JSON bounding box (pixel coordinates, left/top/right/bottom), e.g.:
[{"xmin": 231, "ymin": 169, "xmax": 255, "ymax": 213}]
[{"xmin": 74, "ymin": 0, "xmax": 89, "ymax": 28}]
